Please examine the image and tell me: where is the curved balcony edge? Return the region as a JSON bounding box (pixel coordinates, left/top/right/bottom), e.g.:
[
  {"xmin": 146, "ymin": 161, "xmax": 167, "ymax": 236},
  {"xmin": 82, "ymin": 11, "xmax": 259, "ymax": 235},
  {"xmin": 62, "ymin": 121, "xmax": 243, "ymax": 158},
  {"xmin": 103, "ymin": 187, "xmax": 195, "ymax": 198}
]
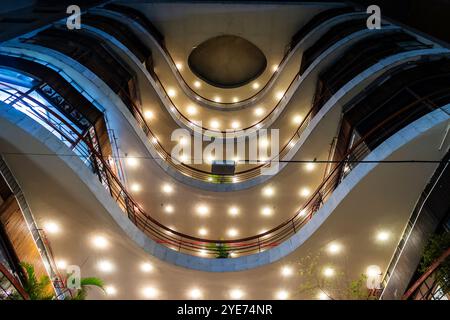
[
  {"xmin": 1, "ymin": 100, "xmax": 448, "ymax": 272},
  {"xmin": 1, "ymin": 45, "xmax": 447, "ymax": 190}
]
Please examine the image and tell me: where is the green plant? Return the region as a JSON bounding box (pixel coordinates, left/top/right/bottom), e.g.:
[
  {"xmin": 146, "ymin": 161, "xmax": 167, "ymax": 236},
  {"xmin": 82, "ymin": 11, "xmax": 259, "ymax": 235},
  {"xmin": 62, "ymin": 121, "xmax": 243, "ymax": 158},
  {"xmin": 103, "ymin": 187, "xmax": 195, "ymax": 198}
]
[
  {"xmin": 67, "ymin": 277, "xmax": 105, "ymax": 300},
  {"xmin": 419, "ymin": 232, "xmax": 450, "ymax": 291},
  {"xmin": 207, "ymin": 242, "xmax": 230, "ymax": 258},
  {"xmin": 20, "ymin": 262, "xmax": 55, "ymax": 300}
]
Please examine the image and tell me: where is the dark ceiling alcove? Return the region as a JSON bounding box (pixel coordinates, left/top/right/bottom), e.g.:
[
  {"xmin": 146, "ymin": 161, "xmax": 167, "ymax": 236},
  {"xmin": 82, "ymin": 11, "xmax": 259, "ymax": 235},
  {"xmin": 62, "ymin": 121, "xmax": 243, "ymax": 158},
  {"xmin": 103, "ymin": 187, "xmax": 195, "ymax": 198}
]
[{"xmin": 188, "ymin": 35, "xmax": 267, "ymax": 88}]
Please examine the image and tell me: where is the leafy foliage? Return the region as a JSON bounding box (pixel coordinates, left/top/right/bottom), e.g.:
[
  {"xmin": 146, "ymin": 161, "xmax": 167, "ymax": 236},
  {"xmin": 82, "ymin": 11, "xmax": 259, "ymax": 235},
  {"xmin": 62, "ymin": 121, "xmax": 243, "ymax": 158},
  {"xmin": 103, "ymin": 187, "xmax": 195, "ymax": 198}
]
[
  {"xmin": 297, "ymin": 252, "xmax": 376, "ymax": 300},
  {"xmin": 68, "ymin": 276, "xmax": 104, "ymax": 300},
  {"xmin": 20, "ymin": 262, "xmax": 55, "ymax": 300},
  {"xmin": 207, "ymin": 242, "xmax": 230, "ymax": 258}
]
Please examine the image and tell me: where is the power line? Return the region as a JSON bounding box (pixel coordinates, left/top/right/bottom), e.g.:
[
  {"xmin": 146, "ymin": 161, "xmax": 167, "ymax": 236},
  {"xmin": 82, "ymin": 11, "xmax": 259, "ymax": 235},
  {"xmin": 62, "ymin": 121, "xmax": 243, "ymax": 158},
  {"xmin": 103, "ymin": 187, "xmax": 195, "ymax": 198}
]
[{"xmin": 0, "ymin": 151, "xmax": 447, "ymax": 164}]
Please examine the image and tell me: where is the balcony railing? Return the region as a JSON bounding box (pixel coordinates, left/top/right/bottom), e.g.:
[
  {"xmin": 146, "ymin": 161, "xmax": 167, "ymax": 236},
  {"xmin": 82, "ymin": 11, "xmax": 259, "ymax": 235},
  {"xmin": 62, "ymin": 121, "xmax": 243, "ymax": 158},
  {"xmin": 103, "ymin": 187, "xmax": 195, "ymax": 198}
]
[{"xmin": 1, "ymin": 75, "xmax": 447, "ymax": 257}]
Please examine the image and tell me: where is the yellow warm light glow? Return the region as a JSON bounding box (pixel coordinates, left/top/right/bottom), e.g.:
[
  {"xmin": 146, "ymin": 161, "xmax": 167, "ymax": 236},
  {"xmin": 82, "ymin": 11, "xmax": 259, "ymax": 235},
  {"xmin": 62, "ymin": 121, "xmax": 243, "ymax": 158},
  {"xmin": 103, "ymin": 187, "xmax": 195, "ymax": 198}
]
[
  {"xmin": 228, "ymin": 207, "xmax": 239, "ymax": 216},
  {"xmin": 300, "ymin": 187, "xmax": 311, "ymax": 197},
  {"xmin": 144, "ymin": 110, "xmax": 154, "ymax": 119},
  {"xmin": 175, "ymin": 62, "xmax": 183, "ymax": 70},
  {"xmin": 323, "ymin": 267, "xmax": 335, "ymax": 277},
  {"xmin": 227, "ymin": 228, "xmax": 239, "ymax": 237},
  {"xmin": 214, "ymin": 96, "xmax": 221, "ymax": 103},
  {"xmin": 276, "ymin": 290, "xmax": 289, "ymax": 300},
  {"xmin": 130, "ymin": 183, "xmax": 141, "ymax": 192},
  {"xmin": 232, "ymin": 97, "xmax": 239, "ymax": 103},
  {"xmin": 186, "ymin": 105, "xmax": 197, "ymax": 115},
  {"xmin": 56, "ymin": 260, "xmax": 67, "ymax": 270},
  {"xmin": 229, "ymin": 289, "xmax": 245, "ymax": 299},
  {"xmin": 281, "ymin": 266, "xmax": 293, "ymax": 277},
  {"xmin": 262, "ymin": 186, "xmax": 274, "ymax": 197},
  {"xmin": 231, "ymin": 121, "xmax": 240, "ymax": 129},
  {"xmin": 142, "ymin": 287, "xmax": 158, "ymax": 298},
  {"xmin": 162, "ymin": 184, "xmax": 174, "ymax": 194},
  {"xmin": 43, "ymin": 221, "xmax": 60, "ymax": 234},
  {"xmin": 97, "ymin": 260, "xmax": 114, "ymax": 273},
  {"xmin": 327, "ymin": 242, "xmax": 342, "ymax": 255},
  {"xmin": 254, "ymin": 107, "xmax": 264, "ymax": 116},
  {"xmin": 305, "ymin": 162, "xmax": 316, "ymax": 171},
  {"xmin": 376, "ymin": 231, "xmax": 390, "ymax": 242},
  {"xmin": 210, "ymin": 120, "xmax": 220, "ymax": 129},
  {"xmin": 293, "ymin": 115, "xmax": 302, "ymax": 125},
  {"xmin": 272, "ymin": 64, "xmax": 279, "ymax": 72},
  {"xmin": 91, "ymin": 235, "xmax": 109, "ymax": 249},
  {"xmin": 261, "ymin": 207, "xmax": 273, "ymax": 216},
  {"xmin": 193, "ymin": 81, "xmax": 201, "ymax": 88},
  {"xmin": 197, "ymin": 205, "xmax": 209, "ymax": 216},
  {"xmin": 164, "ymin": 205, "xmax": 174, "ymax": 214},
  {"xmin": 252, "ymin": 82, "xmax": 260, "ymax": 89},
  {"xmin": 140, "ymin": 262, "xmax": 153, "ymax": 273},
  {"xmin": 105, "ymin": 285, "xmax": 117, "ymax": 296},
  {"xmin": 126, "ymin": 157, "xmax": 139, "ymax": 167},
  {"xmin": 188, "ymin": 288, "xmax": 203, "ymax": 299},
  {"xmin": 317, "ymin": 291, "xmax": 329, "ymax": 300},
  {"xmin": 276, "ymin": 91, "xmax": 284, "ymax": 100},
  {"xmin": 167, "ymin": 89, "xmax": 176, "ymax": 97},
  {"xmin": 198, "ymin": 228, "xmax": 208, "ymax": 236}
]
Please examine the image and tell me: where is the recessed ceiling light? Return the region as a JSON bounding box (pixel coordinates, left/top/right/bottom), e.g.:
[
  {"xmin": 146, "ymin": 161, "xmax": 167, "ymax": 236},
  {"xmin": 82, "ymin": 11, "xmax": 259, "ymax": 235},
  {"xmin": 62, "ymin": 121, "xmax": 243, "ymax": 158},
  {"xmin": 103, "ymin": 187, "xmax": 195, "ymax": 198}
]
[
  {"xmin": 43, "ymin": 221, "xmax": 60, "ymax": 234},
  {"xmin": 175, "ymin": 62, "xmax": 183, "ymax": 70},
  {"xmin": 152, "ymin": 136, "xmax": 158, "ymax": 144},
  {"xmin": 276, "ymin": 91, "xmax": 284, "ymax": 100},
  {"xmin": 197, "ymin": 205, "xmax": 209, "ymax": 216},
  {"xmin": 188, "ymin": 288, "xmax": 203, "ymax": 299},
  {"xmin": 300, "ymin": 187, "xmax": 311, "ymax": 197},
  {"xmin": 142, "ymin": 287, "xmax": 158, "ymax": 298},
  {"xmin": 193, "ymin": 81, "xmax": 201, "ymax": 88},
  {"xmin": 376, "ymin": 231, "xmax": 390, "ymax": 242},
  {"xmin": 272, "ymin": 64, "xmax": 279, "ymax": 72},
  {"xmin": 366, "ymin": 265, "xmax": 381, "ymax": 277},
  {"xmin": 210, "ymin": 120, "xmax": 220, "ymax": 129},
  {"xmin": 298, "ymin": 208, "xmax": 307, "ymax": 217},
  {"xmin": 293, "ymin": 115, "xmax": 302, "ymax": 125},
  {"xmin": 317, "ymin": 291, "xmax": 329, "ymax": 300},
  {"xmin": 162, "ymin": 184, "xmax": 174, "ymax": 194},
  {"xmin": 305, "ymin": 162, "xmax": 315, "ymax": 171},
  {"xmin": 144, "ymin": 110, "xmax": 154, "ymax": 120},
  {"xmin": 164, "ymin": 205, "xmax": 174, "ymax": 214},
  {"xmin": 227, "ymin": 228, "xmax": 238, "ymax": 237},
  {"xmin": 105, "ymin": 285, "xmax": 117, "ymax": 296},
  {"xmin": 91, "ymin": 235, "xmax": 109, "ymax": 249},
  {"xmin": 198, "ymin": 228, "xmax": 208, "ymax": 236},
  {"xmin": 232, "ymin": 97, "xmax": 239, "ymax": 103},
  {"xmin": 167, "ymin": 89, "xmax": 176, "ymax": 98},
  {"xmin": 262, "ymin": 186, "xmax": 274, "ymax": 197},
  {"xmin": 229, "ymin": 289, "xmax": 244, "ymax": 299},
  {"xmin": 126, "ymin": 157, "xmax": 139, "ymax": 167},
  {"xmin": 97, "ymin": 260, "xmax": 114, "ymax": 273},
  {"xmin": 276, "ymin": 290, "xmax": 289, "ymax": 300},
  {"xmin": 179, "ymin": 154, "xmax": 188, "ymax": 163},
  {"xmin": 130, "ymin": 183, "xmax": 141, "ymax": 193},
  {"xmin": 232, "ymin": 177, "xmax": 238, "ymax": 183},
  {"xmin": 281, "ymin": 266, "xmax": 293, "ymax": 277},
  {"xmin": 228, "ymin": 207, "xmax": 239, "ymax": 216},
  {"xmin": 207, "ymin": 177, "xmax": 213, "ymax": 182},
  {"xmin": 261, "ymin": 207, "xmax": 273, "ymax": 216},
  {"xmin": 56, "ymin": 260, "xmax": 67, "ymax": 270},
  {"xmin": 327, "ymin": 242, "xmax": 342, "ymax": 255},
  {"xmin": 254, "ymin": 107, "xmax": 264, "ymax": 116},
  {"xmin": 214, "ymin": 96, "xmax": 221, "ymax": 103},
  {"xmin": 140, "ymin": 262, "xmax": 153, "ymax": 273},
  {"xmin": 186, "ymin": 105, "xmax": 197, "ymax": 115},
  {"xmin": 323, "ymin": 267, "xmax": 335, "ymax": 277},
  {"xmin": 231, "ymin": 121, "xmax": 240, "ymax": 129},
  {"xmin": 252, "ymin": 82, "xmax": 260, "ymax": 89}
]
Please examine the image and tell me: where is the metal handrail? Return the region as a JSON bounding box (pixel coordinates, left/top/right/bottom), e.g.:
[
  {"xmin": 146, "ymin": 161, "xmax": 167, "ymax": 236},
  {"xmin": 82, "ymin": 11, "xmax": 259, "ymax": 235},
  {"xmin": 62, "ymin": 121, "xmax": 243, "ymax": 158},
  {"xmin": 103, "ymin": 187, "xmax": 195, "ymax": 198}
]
[
  {"xmin": 402, "ymin": 248, "xmax": 450, "ymax": 300},
  {"xmin": 1, "ymin": 79, "xmax": 446, "ymax": 257}
]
